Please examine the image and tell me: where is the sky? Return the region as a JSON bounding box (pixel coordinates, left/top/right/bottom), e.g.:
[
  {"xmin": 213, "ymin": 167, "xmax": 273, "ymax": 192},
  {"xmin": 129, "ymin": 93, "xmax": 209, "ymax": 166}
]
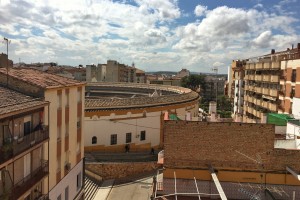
[{"xmin": 0, "ymin": 0, "xmax": 299, "ymax": 74}]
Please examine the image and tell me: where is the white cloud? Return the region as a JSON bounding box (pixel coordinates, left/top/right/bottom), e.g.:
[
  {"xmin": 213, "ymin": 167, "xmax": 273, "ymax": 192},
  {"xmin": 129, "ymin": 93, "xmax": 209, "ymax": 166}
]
[
  {"xmin": 194, "ymin": 5, "xmax": 207, "ymax": 17},
  {"xmin": 0, "ymin": 1, "xmax": 298, "ymax": 73},
  {"xmin": 252, "ymin": 31, "xmax": 272, "ymax": 48}
]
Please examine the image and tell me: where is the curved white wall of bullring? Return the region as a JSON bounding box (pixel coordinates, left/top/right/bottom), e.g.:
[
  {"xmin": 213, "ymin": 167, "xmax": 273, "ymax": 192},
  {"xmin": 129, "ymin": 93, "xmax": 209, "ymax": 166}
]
[{"xmin": 84, "ymin": 83, "xmax": 199, "ymax": 152}]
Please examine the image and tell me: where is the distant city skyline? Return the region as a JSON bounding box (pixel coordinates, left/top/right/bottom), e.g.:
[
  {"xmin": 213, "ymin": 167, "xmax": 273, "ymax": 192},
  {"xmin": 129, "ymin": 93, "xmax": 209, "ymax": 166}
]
[{"xmin": 0, "ymin": 0, "xmax": 299, "ymax": 74}]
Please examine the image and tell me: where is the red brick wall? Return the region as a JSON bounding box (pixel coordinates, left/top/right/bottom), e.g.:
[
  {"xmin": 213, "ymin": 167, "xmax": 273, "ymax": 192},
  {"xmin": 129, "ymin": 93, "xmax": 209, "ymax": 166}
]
[{"xmin": 164, "ymin": 121, "xmax": 300, "ymax": 171}]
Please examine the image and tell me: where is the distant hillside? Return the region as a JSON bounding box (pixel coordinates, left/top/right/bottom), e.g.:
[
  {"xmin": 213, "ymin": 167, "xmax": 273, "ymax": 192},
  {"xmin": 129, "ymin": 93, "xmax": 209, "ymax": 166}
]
[{"xmin": 146, "ymin": 71, "xmax": 227, "ymax": 76}]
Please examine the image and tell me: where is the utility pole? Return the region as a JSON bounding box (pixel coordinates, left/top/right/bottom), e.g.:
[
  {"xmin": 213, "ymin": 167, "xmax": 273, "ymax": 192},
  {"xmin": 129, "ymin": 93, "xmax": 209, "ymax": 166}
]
[{"xmin": 3, "ymin": 37, "xmax": 11, "ymax": 86}]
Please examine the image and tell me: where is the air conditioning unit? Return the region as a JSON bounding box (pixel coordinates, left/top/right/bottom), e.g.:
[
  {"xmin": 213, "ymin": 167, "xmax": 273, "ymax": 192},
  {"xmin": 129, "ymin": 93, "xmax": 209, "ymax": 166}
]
[{"xmin": 65, "ymin": 163, "xmax": 71, "ymax": 171}]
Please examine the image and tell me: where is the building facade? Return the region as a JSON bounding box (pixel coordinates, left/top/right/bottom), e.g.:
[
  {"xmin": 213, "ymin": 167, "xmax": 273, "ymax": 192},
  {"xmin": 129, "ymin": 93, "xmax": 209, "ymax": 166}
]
[
  {"xmin": 156, "ymin": 121, "xmax": 300, "ymax": 199},
  {"xmin": 231, "ymin": 60, "xmax": 245, "ymax": 122},
  {"xmin": 0, "ymin": 86, "xmax": 49, "ymax": 200},
  {"xmin": 230, "ymin": 43, "xmax": 300, "ymax": 123},
  {"xmin": 84, "ymin": 83, "xmax": 199, "ymax": 153},
  {"xmin": 0, "ymin": 68, "xmax": 85, "ymax": 200}
]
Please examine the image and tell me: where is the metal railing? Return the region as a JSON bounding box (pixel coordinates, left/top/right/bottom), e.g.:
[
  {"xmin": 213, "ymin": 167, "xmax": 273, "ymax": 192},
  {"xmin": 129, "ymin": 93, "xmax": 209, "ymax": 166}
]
[
  {"xmin": 0, "ymin": 126, "xmax": 49, "ymax": 164},
  {"xmin": 12, "ymin": 160, "xmax": 49, "ymax": 199}
]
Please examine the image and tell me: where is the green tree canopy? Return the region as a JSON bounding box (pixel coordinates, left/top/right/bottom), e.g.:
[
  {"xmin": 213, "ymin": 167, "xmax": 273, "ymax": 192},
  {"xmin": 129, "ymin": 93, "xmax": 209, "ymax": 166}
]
[{"xmin": 180, "ymin": 74, "xmax": 206, "ymax": 91}]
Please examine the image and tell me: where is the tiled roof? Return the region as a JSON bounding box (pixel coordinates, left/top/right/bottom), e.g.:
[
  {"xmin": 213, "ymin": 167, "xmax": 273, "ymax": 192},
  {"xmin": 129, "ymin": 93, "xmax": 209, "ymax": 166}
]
[
  {"xmin": 0, "ymin": 68, "xmax": 85, "ymax": 89},
  {"xmin": 0, "ymin": 86, "xmax": 48, "ymax": 118},
  {"xmin": 85, "ymin": 83, "xmax": 199, "ymax": 110}
]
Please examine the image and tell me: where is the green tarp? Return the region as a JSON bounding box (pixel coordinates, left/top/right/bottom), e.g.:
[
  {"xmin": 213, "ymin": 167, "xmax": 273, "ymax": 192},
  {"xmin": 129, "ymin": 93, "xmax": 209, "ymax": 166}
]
[
  {"xmin": 267, "ymin": 113, "xmax": 294, "ymax": 126},
  {"xmin": 169, "ymin": 114, "xmax": 181, "ymax": 121}
]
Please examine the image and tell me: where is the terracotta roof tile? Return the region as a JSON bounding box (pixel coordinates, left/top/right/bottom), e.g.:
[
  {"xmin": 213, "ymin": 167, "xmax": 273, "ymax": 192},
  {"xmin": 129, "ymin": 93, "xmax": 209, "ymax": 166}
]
[
  {"xmin": 0, "ymin": 86, "xmax": 48, "ymax": 118},
  {"xmin": 0, "ymin": 68, "xmax": 85, "ymax": 89}
]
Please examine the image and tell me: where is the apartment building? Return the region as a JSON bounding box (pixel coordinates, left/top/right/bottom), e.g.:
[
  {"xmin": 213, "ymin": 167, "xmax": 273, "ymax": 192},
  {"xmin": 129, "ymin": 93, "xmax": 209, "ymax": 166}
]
[
  {"xmin": 0, "ymin": 86, "xmax": 49, "ymax": 200},
  {"xmin": 231, "ymin": 60, "xmax": 245, "ymax": 122},
  {"xmin": 202, "ymin": 75, "xmax": 226, "ymax": 102},
  {"xmin": 136, "ymin": 69, "xmax": 146, "ymax": 83},
  {"xmin": 238, "ymin": 44, "xmax": 300, "ymax": 123},
  {"xmin": 0, "ymin": 68, "xmax": 85, "ymax": 200}
]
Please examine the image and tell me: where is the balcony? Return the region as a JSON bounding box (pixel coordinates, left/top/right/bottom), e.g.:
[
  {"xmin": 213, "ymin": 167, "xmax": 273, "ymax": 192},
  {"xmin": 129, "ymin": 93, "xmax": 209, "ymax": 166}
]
[
  {"xmin": 249, "ymin": 75, "xmax": 255, "ymax": 80},
  {"xmin": 249, "ymin": 63, "xmax": 255, "ymax": 70},
  {"xmin": 255, "ymin": 75, "xmax": 262, "ymax": 81},
  {"xmin": 248, "ymin": 96, "xmax": 254, "ymax": 103},
  {"xmin": 12, "ymin": 160, "xmax": 48, "ymax": 200},
  {"xmin": 269, "ymin": 89, "xmax": 278, "ymax": 97},
  {"xmin": 0, "ymin": 126, "xmax": 49, "ymax": 165},
  {"xmin": 262, "ymin": 88, "xmax": 270, "ymax": 95},
  {"xmin": 254, "ymin": 86, "xmax": 262, "ymax": 93},
  {"xmin": 0, "ymin": 170, "xmax": 13, "ymax": 199},
  {"xmin": 256, "ymin": 63, "xmax": 263, "ymax": 69},
  {"xmin": 244, "ymin": 85, "xmax": 249, "ymax": 91},
  {"xmin": 244, "ymin": 75, "xmax": 249, "ymax": 80},
  {"xmin": 268, "ymin": 103, "xmax": 277, "ymax": 112},
  {"xmin": 255, "ymin": 98, "xmax": 262, "ymax": 106},
  {"xmin": 263, "ymin": 62, "xmax": 271, "ymax": 69},
  {"xmin": 262, "ymin": 75, "xmax": 270, "ymax": 82},
  {"xmin": 248, "ymin": 85, "xmax": 254, "ymax": 91},
  {"xmin": 271, "ymin": 61, "xmax": 280, "ymax": 69},
  {"xmin": 245, "ymin": 63, "xmax": 250, "ymax": 70},
  {"xmin": 270, "ymin": 75, "xmax": 279, "ymax": 83}
]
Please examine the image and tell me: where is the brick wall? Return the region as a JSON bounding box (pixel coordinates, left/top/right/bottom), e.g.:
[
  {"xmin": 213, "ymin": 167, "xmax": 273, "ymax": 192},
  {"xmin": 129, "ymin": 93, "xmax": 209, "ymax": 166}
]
[
  {"xmin": 85, "ymin": 162, "xmax": 158, "ymax": 180},
  {"xmin": 164, "ymin": 121, "xmax": 300, "ymax": 171},
  {"xmin": 0, "ymin": 73, "xmax": 44, "ymax": 97}
]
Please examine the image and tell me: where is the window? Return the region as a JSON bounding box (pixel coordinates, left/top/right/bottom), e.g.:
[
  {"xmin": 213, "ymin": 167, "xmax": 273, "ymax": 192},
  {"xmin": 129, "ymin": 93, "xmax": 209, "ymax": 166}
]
[
  {"xmin": 77, "ymin": 172, "xmax": 82, "ymax": 190},
  {"xmin": 292, "ymin": 69, "xmax": 296, "ymax": 82},
  {"xmin": 65, "ymin": 123, "xmax": 69, "ymax": 136},
  {"xmin": 57, "ymin": 126, "xmax": 61, "ymax": 140},
  {"xmin": 111, "ymin": 134, "xmax": 117, "ymax": 145},
  {"xmin": 77, "ymin": 88, "xmax": 82, "ymax": 103},
  {"xmin": 140, "ymin": 131, "xmax": 146, "ymax": 141},
  {"xmin": 65, "ymin": 91, "xmax": 69, "ymax": 107},
  {"xmin": 126, "ymin": 133, "xmax": 131, "ymax": 143},
  {"xmin": 24, "ymin": 121, "xmax": 31, "ymax": 136},
  {"xmin": 77, "ymin": 117, "xmax": 81, "ymax": 129},
  {"xmin": 92, "ymin": 136, "xmax": 97, "ymax": 144},
  {"xmin": 65, "ymin": 186, "xmax": 69, "ymax": 200},
  {"xmin": 57, "ymin": 93, "xmax": 62, "ymax": 109}
]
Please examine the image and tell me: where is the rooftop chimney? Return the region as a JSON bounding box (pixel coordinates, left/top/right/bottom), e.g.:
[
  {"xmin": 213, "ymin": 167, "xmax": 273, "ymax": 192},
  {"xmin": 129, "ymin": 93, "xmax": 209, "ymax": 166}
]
[
  {"xmin": 271, "ymin": 49, "xmax": 275, "ymax": 54},
  {"xmin": 297, "ymin": 43, "xmax": 300, "ymax": 50}
]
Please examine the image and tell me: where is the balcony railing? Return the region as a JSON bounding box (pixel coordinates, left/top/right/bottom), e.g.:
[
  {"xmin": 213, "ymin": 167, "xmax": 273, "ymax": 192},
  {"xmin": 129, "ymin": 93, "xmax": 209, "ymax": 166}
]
[
  {"xmin": 269, "ymin": 89, "xmax": 278, "ymax": 97},
  {"xmin": 270, "ymin": 75, "xmax": 279, "ymax": 83},
  {"xmin": 263, "ymin": 62, "xmax": 271, "ymax": 69},
  {"xmin": 0, "ymin": 170, "xmax": 13, "ymax": 199},
  {"xmin": 271, "ymin": 61, "xmax": 280, "ymax": 69},
  {"xmin": 256, "ymin": 63, "xmax": 263, "ymax": 69},
  {"xmin": 0, "ymin": 126, "xmax": 49, "ymax": 165},
  {"xmin": 263, "ymin": 75, "xmax": 270, "ymax": 82},
  {"xmin": 12, "ymin": 160, "xmax": 49, "ymax": 200},
  {"xmin": 255, "ymin": 75, "xmax": 262, "ymax": 81}
]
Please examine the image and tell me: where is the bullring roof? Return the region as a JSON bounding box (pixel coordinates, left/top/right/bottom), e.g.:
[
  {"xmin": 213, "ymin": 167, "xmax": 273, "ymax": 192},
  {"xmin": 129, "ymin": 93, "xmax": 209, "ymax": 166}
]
[{"xmin": 85, "ymin": 83, "xmax": 199, "ymax": 110}]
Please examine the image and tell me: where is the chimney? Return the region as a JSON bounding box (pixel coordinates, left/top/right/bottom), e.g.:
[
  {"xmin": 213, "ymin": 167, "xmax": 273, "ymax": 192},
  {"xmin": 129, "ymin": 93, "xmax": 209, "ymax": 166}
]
[
  {"xmin": 271, "ymin": 49, "xmax": 275, "ymax": 54},
  {"xmin": 292, "ymin": 44, "xmax": 294, "ymax": 49},
  {"xmin": 298, "ymin": 43, "xmax": 300, "ymax": 50}
]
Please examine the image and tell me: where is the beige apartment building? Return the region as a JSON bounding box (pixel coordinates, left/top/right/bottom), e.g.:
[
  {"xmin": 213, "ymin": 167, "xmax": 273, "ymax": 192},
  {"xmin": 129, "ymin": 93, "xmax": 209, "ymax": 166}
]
[
  {"xmin": 0, "ymin": 86, "xmax": 49, "ymax": 200},
  {"xmin": 229, "ymin": 44, "xmax": 300, "ymax": 123},
  {"xmin": 0, "ymin": 68, "xmax": 85, "ymax": 200}
]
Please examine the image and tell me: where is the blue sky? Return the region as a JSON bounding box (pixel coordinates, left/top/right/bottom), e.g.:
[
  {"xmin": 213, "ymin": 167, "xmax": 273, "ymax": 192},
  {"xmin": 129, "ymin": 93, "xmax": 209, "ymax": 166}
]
[{"xmin": 0, "ymin": 0, "xmax": 299, "ymax": 73}]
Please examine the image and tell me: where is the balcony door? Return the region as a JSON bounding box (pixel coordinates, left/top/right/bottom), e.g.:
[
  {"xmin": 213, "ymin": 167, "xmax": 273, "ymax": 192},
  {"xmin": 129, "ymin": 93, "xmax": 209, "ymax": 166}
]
[{"xmin": 24, "ymin": 153, "xmax": 31, "ymax": 178}]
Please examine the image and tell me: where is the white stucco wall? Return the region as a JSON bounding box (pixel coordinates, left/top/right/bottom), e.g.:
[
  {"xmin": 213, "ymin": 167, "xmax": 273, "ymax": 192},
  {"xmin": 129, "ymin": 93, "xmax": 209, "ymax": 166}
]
[
  {"xmin": 292, "ymin": 97, "xmax": 300, "ymax": 119},
  {"xmin": 85, "ymin": 111, "xmax": 161, "ymax": 147},
  {"xmin": 49, "ymin": 159, "xmax": 83, "ymax": 200}
]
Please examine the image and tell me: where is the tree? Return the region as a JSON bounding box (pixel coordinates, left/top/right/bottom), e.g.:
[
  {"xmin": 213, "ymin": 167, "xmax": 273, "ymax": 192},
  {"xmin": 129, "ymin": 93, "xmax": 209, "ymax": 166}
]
[{"xmin": 180, "ymin": 74, "xmax": 206, "ymax": 91}]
